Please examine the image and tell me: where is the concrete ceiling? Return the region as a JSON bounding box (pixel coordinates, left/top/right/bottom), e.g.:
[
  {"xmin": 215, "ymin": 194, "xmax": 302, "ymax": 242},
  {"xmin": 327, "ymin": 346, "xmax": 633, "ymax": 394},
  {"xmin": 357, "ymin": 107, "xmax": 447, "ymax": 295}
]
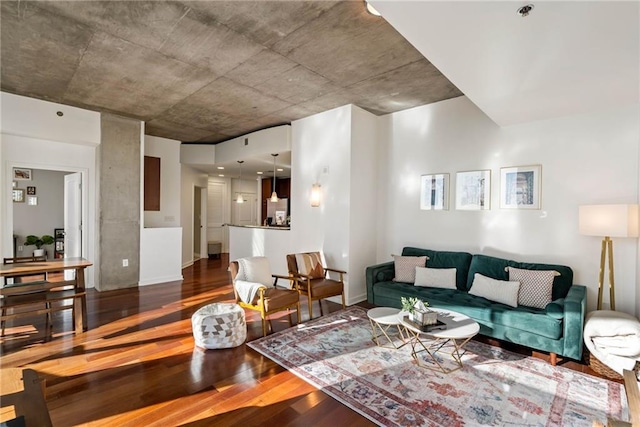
[
  {"xmin": 373, "ymin": 1, "xmax": 640, "ymax": 126},
  {"xmin": 0, "ymin": 0, "xmax": 463, "ymax": 145}
]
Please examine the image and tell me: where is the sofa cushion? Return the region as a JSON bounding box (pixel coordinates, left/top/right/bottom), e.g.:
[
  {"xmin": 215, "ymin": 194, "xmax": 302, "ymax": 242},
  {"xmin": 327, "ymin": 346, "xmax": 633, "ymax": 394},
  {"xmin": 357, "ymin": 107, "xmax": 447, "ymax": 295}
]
[
  {"xmin": 508, "ymin": 266, "xmax": 556, "ymax": 309},
  {"xmin": 295, "ymin": 252, "xmax": 324, "ymax": 279},
  {"xmin": 466, "ymin": 254, "xmax": 574, "ymax": 300},
  {"xmin": 469, "ymin": 273, "xmax": 520, "ymax": 307},
  {"xmin": 402, "ymin": 247, "xmax": 472, "ymax": 290},
  {"xmin": 415, "ymin": 267, "xmax": 457, "ymax": 289},
  {"xmin": 392, "ymin": 255, "xmax": 427, "ymax": 283}
]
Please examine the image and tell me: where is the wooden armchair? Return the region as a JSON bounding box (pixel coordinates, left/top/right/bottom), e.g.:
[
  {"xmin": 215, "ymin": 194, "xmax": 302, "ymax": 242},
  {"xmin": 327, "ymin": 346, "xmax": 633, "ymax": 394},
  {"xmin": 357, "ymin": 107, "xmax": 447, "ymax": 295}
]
[
  {"xmin": 286, "ymin": 252, "xmax": 346, "ymax": 320},
  {"xmin": 229, "ymin": 257, "xmax": 300, "ymax": 337}
]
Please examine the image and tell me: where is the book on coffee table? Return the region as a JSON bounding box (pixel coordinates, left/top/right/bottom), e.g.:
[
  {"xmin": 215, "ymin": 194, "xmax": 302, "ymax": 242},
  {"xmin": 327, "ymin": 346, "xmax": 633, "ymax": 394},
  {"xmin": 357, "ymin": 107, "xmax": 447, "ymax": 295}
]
[{"xmin": 402, "ymin": 315, "xmax": 447, "ymax": 332}]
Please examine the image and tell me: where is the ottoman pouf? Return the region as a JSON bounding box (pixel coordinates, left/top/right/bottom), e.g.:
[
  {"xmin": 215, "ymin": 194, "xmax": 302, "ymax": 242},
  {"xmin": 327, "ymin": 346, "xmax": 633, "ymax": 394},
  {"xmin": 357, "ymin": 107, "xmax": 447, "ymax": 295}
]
[{"xmin": 192, "ymin": 303, "xmax": 246, "ymax": 349}]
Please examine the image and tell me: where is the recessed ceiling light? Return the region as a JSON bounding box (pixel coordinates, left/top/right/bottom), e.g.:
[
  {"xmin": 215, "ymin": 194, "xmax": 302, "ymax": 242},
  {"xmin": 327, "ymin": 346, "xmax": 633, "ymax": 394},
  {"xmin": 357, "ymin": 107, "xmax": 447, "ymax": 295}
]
[
  {"xmin": 277, "ymin": 168, "xmax": 283, "ymax": 172},
  {"xmin": 217, "ymin": 166, "xmax": 224, "ymax": 170},
  {"xmin": 218, "ymin": 174, "xmax": 224, "ymax": 177},
  {"xmin": 56, "ymin": 111, "xmax": 64, "ymax": 117},
  {"xmin": 257, "ymin": 171, "xmax": 263, "ymax": 175},
  {"xmin": 364, "ymin": 1, "xmax": 381, "ymax": 16}
]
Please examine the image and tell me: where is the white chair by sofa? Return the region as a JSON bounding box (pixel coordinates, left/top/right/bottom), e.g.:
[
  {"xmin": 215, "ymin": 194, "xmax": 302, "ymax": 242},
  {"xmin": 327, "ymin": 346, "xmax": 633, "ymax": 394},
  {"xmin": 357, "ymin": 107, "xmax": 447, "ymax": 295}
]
[{"xmin": 584, "ymin": 310, "xmax": 640, "ymax": 379}]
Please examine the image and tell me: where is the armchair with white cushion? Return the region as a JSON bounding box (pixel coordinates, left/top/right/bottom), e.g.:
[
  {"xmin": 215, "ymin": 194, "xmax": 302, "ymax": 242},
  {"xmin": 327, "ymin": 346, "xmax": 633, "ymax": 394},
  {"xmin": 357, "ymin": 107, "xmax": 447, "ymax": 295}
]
[{"xmin": 229, "ymin": 256, "xmax": 300, "ymax": 337}]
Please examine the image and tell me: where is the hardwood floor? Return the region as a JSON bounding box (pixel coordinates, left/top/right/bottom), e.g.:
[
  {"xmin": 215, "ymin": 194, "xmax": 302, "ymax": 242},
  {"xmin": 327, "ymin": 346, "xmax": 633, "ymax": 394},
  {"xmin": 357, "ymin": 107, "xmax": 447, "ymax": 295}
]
[{"xmin": 0, "ymin": 255, "xmax": 612, "ymax": 426}]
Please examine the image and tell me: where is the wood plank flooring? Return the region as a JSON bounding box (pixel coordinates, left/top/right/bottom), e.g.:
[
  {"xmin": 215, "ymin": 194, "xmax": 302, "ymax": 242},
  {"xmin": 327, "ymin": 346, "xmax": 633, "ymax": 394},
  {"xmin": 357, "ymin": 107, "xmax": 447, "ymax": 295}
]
[{"xmin": 0, "ymin": 255, "xmax": 613, "ymax": 426}]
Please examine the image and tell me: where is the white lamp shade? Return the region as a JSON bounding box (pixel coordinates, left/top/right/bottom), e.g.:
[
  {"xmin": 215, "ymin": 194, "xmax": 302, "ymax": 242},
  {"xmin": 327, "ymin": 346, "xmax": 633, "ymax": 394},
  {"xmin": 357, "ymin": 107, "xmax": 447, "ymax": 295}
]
[
  {"xmin": 270, "ymin": 191, "xmax": 279, "ymax": 203},
  {"xmin": 579, "ymin": 204, "xmax": 639, "ymax": 237},
  {"xmin": 310, "ymin": 184, "xmax": 321, "ymax": 207},
  {"xmin": 236, "ymin": 194, "xmax": 244, "ymax": 204}
]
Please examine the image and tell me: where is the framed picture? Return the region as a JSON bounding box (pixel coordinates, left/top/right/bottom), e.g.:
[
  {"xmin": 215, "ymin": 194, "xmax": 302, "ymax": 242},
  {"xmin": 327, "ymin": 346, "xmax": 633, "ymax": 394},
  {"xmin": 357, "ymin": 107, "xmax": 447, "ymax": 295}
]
[
  {"xmin": 420, "ymin": 173, "xmax": 449, "ymax": 210},
  {"xmin": 27, "ymin": 196, "xmax": 38, "ymax": 206},
  {"xmin": 12, "ymin": 189, "xmax": 25, "ymax": 203},
  {"xmin": 12, "ymin": 181, "xmax": 17, "ymax": 188},
  {"xmin": 456, "ymin": 170, "xmax": 491, "ymax": 210},
  {"xmin": 27, "ymin": 186, "xmax": 36, "ymax": 195},
  {"xmin": 500, "ymin": 165, "xmax": 542, "ymax": 209},
  {"xmin": 13, "ymin": 168, "xmax": 32, "ymax": 180}
]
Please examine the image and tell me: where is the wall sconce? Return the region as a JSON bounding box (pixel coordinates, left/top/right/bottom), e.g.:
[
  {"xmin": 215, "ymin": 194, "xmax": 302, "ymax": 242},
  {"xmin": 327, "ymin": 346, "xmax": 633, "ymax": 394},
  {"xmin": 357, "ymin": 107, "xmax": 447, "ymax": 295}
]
[{"xmin": 310, "ymin": 183, "xmax": 322, "ymax": 207}]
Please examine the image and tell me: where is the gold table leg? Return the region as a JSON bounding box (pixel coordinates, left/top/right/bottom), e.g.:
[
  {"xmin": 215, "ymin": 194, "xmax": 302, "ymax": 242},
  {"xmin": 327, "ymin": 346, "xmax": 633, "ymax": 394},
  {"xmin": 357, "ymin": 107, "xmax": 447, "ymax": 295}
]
[
  {"xmin": 369, "ymin": 318, "xmax": 408, "ymax": 349},
  {"xmin": 406, "ymin": 330, "xmax": 473, "ymax": 374}
]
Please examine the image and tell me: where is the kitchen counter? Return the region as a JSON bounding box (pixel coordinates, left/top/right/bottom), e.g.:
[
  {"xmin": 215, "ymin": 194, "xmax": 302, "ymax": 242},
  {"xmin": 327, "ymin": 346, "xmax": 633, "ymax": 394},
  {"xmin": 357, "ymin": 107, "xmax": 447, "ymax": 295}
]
[{"xmin": 225, "ymin": 224, "xmax": 290, "ymax": 231}]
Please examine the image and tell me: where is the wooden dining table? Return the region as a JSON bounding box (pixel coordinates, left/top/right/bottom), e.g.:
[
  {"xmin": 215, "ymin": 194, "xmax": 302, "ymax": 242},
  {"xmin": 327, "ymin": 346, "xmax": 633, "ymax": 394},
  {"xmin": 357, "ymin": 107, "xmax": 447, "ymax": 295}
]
[{"xmin": 0, "ymin": 257, "xmax": 92, "ymax": 334}]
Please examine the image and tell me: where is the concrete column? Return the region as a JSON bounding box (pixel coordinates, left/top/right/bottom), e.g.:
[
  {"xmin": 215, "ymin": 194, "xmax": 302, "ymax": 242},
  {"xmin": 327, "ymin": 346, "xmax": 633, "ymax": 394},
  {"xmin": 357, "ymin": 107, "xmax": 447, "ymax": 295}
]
[{"xmin": 98, "ymin": 114, "xmax": 141, "ymax": 291}]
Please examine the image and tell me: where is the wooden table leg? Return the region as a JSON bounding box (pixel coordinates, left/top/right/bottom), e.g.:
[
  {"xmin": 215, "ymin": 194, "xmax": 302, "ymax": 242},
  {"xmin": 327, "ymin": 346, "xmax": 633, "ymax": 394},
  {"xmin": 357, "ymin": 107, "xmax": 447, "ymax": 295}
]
[{"xmin": 75, "ymin": 267, "xmax": 86, "ymax": 333}]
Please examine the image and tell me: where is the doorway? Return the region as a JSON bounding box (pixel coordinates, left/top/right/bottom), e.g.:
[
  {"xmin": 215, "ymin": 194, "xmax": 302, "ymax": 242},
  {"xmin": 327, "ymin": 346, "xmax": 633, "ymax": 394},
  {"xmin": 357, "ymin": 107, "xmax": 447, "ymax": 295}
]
[
  {"xmin": 11, "ymin": 168, "xmax": 82, "ymax": 261},
  {"xmin": 193, "ymin": 186, "xmax": 207, "ymax": 261}
]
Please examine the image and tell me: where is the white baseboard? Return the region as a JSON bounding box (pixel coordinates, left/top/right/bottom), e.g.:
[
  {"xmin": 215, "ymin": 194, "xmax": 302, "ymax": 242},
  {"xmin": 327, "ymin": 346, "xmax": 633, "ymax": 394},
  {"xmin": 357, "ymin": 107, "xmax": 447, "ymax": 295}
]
[{"xmin": 138, "ymin": 274, "xmax": 184, "ymax": 287}]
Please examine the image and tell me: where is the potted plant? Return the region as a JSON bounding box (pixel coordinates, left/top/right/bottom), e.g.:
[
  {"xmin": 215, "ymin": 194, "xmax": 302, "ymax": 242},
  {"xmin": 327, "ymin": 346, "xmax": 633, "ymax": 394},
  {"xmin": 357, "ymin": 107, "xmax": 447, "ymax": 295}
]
[
  {"xmin": 401, "ymin": 296, "xmax": 437, "ymax": 326},
  {"xmin": 24, "ymin": 234, "xmax": 54, "ymax": 257}
]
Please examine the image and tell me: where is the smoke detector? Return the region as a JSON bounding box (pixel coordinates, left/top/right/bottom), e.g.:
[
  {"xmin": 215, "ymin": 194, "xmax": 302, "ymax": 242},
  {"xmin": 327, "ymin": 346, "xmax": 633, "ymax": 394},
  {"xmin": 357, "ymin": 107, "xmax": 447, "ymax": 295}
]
[{"xmin": 517, "ymin": 4, "xmax": 534, "ymax": 17}]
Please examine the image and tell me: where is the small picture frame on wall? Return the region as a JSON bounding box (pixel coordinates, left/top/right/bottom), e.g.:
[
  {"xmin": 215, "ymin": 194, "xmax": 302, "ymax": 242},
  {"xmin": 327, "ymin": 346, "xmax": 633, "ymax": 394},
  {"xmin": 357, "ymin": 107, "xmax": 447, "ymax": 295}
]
[
  {"xmin": 500, "ymin": 165, "xmax": 542, "ymax": 209},
  {"xmin": 12, "ymin": 189, "xmax": 25, "ymax": 203},
  {"xmin": 455, "ymin": 170, "xmax": 491, "ymax": 210},
  {"xmin": 27, "ymin": 186, "xmax": 36, "ymax": 195},
  {"xmin": 27, "ymin": 196, "xmax": 38, "ymax": 206},
  {"xmin": 420, "ymin": 173, "xmax": 449, "ymax": 210},
  {"xmin": 13, "ymin": 168, "xmax": 32, "ymax": 181}
]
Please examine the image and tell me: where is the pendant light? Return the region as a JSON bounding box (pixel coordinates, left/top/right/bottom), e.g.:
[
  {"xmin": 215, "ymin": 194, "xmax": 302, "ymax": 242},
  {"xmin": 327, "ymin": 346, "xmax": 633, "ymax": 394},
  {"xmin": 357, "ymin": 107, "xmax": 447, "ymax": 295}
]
[
  {"xmin": 270, "ymin": 153, "xmax": 279, "ymax": 202},
  {"xmin": 236, "ymin": 160, "xmax": 245, "ymax": 204}
]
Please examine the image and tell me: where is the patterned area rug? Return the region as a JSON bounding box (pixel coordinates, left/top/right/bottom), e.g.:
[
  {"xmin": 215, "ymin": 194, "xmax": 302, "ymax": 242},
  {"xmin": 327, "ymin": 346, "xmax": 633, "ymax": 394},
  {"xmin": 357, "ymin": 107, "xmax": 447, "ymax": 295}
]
[{"xmin": 248, "ymin": 306, "xmax": 628, "ymax": 426}]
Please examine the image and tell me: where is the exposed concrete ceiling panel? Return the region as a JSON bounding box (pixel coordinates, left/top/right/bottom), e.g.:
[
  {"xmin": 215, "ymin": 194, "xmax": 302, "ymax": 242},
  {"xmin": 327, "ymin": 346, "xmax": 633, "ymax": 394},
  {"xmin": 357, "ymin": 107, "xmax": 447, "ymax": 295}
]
[
  {"xmin": 1, "ymin": 0, "xmax": 463, "ymax": 143},
  {"xmin": 0, "ymin": 2, "xmax": 93, "ymax": 102},
  {"xmin": 183, "ymin": 1, "xmax": 339, "ymax": 48},
  {"xmin": 64, "ymin": 31, "xmax": 218, "ymax": 119},
  {"xmin": 272, "ymin": 1, "xmax": 424, "ymax": 86}
]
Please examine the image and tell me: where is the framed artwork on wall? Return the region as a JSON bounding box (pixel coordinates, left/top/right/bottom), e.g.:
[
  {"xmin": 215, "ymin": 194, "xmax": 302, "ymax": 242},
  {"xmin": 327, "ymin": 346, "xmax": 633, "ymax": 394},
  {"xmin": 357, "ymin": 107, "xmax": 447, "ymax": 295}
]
[
  {"xmin": 27, "ymin": 196, "xmax": 38, "ymax": 206},
  {"xmin": 12, "ymin": 189, "xmax": 25, "ymax": 203},
  {"xmin": 455, "ymin": 170, "xmax": 491, "ymax": 210},
  {"xmin": 420, "ymin": 173, "xmax": 449, "ymax": 210},
  {"xmin": 500, "ymin": 165, "xmax": 542, "ymax": 209},
  {"xmin": 27, "ymin": 186, "xmax": 36, "ymax": 195},
  {"xmin": 13, "ymin": 168, "xmax": 32, "ymax": 180}
]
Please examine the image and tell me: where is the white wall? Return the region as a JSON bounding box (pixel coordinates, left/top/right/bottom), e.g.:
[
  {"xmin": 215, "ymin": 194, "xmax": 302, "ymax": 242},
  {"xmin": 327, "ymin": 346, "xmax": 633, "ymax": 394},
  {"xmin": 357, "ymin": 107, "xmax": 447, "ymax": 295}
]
[
  {"xmin": 13, "ymin": 169, "xmax": 66, "ymax": 258},
  {"xmin": 181, "ymin": 164, "xmax": 209, "ymax": 267},
  {"xmin": 292, "ymin": 105, "xmax": 352, "ymax": 279},
  {"xmin": 379, "ymin": 96, "xmax": 640, "ymax": 315},
  {"xmin": 0, "ymin": 92, "xmax": 100, "ymax": 146},
  {"xmin": 349, "ymin": 106, "xmax": 380, "ymax": 303},
  {"xmin": 144, "ymin": 135, "xmax": 181, "ymax": 228}
]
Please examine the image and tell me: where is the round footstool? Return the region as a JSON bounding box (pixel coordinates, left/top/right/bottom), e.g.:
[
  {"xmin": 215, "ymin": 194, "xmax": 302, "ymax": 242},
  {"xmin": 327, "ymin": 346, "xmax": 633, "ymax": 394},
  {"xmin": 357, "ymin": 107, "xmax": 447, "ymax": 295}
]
[{"xmin": 192, "ymin": 303, "xmax": 246, "ymax": 349}]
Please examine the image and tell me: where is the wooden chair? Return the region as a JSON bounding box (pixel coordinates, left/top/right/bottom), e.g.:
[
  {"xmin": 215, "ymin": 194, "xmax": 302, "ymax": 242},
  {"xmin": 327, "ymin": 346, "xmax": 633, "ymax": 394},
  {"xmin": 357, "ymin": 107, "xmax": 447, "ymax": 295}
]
[
  {"xmin": 229, "ymin": 257, "xmax": 300, "ymax": 337},
  {"xmin": 286, "ymin": 252, "xmax": 346, "ymax": 320}
]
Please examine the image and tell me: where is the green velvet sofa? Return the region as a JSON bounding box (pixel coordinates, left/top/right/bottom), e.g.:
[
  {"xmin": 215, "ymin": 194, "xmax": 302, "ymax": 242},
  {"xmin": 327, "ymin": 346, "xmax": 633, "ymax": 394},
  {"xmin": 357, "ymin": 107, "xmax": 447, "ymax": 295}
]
[{"xmin": 365, "ymin": 247, "xmax": 587, "ymax": 362}]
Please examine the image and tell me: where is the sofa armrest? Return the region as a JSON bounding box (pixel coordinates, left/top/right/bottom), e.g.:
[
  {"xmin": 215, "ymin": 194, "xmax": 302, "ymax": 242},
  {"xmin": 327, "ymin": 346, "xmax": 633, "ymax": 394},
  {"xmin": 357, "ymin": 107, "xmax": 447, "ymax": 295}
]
[
  {"xmin": 562, "ymin": 284, "xmax": 587, "ymax": 360},
  {"xmin": 366, "ymin": 261, "xmax": 394, "ymax": 304}
]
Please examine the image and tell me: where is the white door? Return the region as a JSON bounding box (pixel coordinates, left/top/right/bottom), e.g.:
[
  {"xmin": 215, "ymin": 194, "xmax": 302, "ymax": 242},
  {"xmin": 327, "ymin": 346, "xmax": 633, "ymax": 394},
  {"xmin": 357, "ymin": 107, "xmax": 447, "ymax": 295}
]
[
  {"xmin": 207, "ymin": 181, "xmax": 227, "ymax": 251},
  {"xmin": 64, "ymin": 172, "xmax": 82, "ymax": 279}
]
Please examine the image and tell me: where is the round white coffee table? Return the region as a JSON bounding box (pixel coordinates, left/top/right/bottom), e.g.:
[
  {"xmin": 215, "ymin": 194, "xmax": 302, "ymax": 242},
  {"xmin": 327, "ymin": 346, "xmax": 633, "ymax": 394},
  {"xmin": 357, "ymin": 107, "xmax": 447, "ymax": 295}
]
[
  {"xmin": 399, "ymin": 307, "xmax": 479, "ymax": 373},
  {"xmin": 367, "ymin": 307, "xmax": 408, "ymax": 349}
]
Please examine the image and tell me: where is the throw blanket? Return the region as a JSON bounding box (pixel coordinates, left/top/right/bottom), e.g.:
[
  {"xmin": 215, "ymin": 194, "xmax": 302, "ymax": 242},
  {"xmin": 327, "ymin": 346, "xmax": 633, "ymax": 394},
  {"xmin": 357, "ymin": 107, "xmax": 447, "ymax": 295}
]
[
  {"xmin": 235, "ymin": 280, "xmax": 266, "ymax": 305},
  {"xmin": 584, "ymin": 310, "xmax": 640, "ymax": 375}
]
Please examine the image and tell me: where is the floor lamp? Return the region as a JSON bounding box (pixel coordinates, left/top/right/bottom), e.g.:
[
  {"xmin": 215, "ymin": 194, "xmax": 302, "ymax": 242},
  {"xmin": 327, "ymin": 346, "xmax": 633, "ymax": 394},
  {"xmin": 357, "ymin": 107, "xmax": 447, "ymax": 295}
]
[{"xmin": 579, "ymin": 204, "xmax": 639, "ymax": 310}]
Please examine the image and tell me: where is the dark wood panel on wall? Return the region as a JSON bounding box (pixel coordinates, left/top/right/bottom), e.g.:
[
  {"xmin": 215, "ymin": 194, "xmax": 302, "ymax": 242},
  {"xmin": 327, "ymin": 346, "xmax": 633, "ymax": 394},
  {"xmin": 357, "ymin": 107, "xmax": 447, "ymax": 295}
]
[{"xmin": 144, "ymin": 156, "xmax": 161, "ymax": 211}]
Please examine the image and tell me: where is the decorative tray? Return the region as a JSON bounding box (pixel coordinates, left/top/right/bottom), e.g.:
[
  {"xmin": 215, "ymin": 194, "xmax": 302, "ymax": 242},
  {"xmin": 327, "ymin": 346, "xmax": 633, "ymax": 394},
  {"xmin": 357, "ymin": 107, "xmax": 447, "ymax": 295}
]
[{"xmin": 402, "ymin": 315, "xmax": 447, "ymax": 332}]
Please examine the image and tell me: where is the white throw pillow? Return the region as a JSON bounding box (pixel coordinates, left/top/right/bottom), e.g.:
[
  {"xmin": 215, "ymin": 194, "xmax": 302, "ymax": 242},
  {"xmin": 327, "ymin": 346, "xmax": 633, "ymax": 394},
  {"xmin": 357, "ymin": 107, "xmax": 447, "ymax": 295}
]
[
  {"xmin": 392, "ymin": 255, "xmax": 428, "ymax": 283},
  {"xmin": 237, "ymin": 256, "xmax": 272, "ymax": 287},
  {"xmin": 508, "ymin": 267, "xmax": 557, "ymax": 309},
  {"xmin": 415, "ymin": 267, "xmax": 457, "ymax": 289},
  {"xmin": 469, "ymin": 273, "xmax": 520, "ymax": 308}
]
